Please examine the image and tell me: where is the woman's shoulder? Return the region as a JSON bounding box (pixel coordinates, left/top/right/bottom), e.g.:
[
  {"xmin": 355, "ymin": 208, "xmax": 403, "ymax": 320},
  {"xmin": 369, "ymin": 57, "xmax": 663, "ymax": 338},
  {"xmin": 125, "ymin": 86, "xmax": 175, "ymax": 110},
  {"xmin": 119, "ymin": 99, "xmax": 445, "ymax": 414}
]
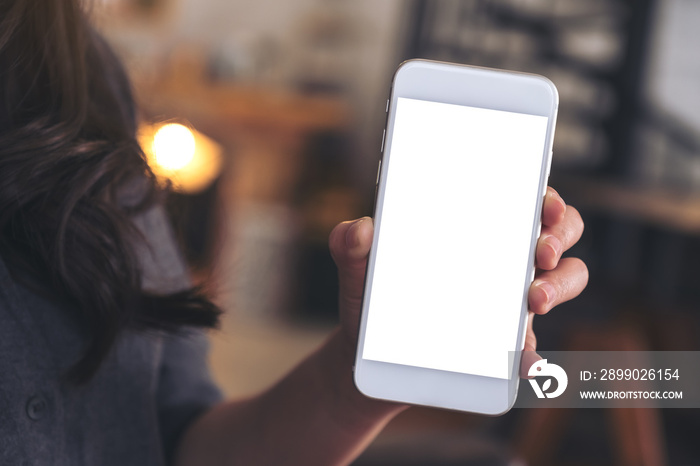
[
  {"xmin": 132, "ymin": 203, "xmax": 192, "ymax": 294},
  {"xmin": 117, "ymin": 175, "xmax": 192, "ymax": 294}
]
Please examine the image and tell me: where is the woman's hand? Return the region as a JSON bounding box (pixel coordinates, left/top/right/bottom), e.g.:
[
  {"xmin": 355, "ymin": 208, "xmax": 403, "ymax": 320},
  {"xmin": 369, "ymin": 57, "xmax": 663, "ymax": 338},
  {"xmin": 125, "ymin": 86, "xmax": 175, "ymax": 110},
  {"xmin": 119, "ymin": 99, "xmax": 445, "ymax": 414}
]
[
  {"xmin": 177, "ymin": 189, "xmax": 587, "ymax": 466},
  {"xmin": 329, "ymin": 187, "xmax": 588, "ymax": 377}
]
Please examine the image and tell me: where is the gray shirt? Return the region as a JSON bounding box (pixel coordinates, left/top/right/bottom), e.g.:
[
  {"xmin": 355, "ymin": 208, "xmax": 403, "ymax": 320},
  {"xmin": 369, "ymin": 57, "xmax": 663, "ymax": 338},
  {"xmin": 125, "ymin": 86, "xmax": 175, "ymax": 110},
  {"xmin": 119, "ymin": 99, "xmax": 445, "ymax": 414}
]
[{"xmin": 0, "ymin": 205, "xmax": 223, "ymax": 465}]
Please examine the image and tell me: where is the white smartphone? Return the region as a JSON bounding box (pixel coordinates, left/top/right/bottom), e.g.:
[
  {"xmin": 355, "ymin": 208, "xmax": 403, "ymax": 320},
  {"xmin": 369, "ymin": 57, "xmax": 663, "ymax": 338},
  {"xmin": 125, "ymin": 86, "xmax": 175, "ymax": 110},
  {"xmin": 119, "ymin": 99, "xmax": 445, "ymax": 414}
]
[{"xmin": 354, "ymin": 59, "xmax": 558, "ymax": 415}]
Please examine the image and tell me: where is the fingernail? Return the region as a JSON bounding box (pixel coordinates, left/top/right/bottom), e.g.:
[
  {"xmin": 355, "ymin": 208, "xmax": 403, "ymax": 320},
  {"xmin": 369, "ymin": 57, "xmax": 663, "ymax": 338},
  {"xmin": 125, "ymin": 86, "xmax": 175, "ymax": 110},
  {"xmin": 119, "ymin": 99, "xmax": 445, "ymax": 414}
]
[
  {"xmin": 346, "ymin": 218, "xmax": 364, "ymax": 248},
  {"xmin": 548, "ymin": 187, "xmax": 564, "ymax": 203},
  {"xmin": 547, "ymin": 188, "xmax": 567, "ymax": 213},
  {"xmin": 536, "ymin": 281, "xmax": 555, "ymax": 307},
  {"xmin": 544, "ymin": 234, "xmax": 561, "ymax": 257}
]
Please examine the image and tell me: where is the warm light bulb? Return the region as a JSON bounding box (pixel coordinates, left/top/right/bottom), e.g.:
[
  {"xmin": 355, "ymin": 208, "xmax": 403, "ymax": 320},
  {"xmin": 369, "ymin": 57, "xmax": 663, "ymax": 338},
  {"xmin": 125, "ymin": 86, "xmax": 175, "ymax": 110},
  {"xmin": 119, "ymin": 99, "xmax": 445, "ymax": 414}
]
[
  {"xmin": 139, "ymin": 121, "xmax": 223, "ymax": 194},
  {"xmin": 152, "ymin": 123, "xmax": 196, "ymax": 170}
]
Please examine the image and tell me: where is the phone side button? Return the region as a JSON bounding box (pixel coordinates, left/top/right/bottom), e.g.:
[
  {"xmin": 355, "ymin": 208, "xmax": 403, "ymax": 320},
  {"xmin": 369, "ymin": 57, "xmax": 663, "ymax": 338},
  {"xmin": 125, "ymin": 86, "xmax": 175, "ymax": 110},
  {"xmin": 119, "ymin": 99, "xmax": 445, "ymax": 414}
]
[
  {"xmin": 386, "ymin": 99, "xmax": 389, "ymax": 112},
  {"xmin": 376, "ymin": 160, "xmax": 382, "ymax": 185},
  {"xmin": 380, "ymin": 129, "xmax": 386, "ymax": 153}
]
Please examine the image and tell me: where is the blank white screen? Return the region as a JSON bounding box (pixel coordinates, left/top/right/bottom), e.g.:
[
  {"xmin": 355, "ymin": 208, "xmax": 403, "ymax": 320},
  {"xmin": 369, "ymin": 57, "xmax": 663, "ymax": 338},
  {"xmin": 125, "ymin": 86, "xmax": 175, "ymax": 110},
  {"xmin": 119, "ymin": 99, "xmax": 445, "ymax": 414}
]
[{"xmin": 362, "ymin": 97, "xmax": 549, "ymax": 379}]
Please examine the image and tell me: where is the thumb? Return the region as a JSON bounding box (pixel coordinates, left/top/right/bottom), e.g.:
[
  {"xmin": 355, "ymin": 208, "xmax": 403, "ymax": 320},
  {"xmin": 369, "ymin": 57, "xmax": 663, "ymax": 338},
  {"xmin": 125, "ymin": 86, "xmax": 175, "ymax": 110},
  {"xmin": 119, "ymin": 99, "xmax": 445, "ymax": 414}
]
[{"xmin": 329, "ymin": 217, "xmax": 374, "ymax": 336}]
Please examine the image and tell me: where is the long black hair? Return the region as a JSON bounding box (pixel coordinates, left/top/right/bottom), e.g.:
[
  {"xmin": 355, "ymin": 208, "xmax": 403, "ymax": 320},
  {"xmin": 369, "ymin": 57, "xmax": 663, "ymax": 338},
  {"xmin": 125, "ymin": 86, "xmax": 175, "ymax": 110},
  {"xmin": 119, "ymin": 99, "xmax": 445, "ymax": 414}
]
[{"xmin": 0, "ymin": 0, "xmax": 221, "ymax": 381}]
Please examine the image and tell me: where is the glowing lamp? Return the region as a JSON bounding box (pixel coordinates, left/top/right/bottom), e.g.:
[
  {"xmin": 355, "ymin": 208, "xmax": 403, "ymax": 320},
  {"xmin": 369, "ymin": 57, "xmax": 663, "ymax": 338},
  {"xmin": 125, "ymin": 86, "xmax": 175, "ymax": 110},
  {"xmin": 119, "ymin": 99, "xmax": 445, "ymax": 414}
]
[
  {"xmin": 152, "ymin": 123, "xmax": 196, "ymax": 170},
  {"xmin": 139, "ymin": 122, "xmax": 223, "ymax": 194}
]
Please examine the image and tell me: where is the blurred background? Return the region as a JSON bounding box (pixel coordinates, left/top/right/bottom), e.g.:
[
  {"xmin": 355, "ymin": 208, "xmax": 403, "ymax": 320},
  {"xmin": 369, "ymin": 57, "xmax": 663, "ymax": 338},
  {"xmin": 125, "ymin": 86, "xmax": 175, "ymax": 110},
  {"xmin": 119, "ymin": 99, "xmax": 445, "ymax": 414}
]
[{"xmin": 95, "ymin": 0, "xmax": 699, "ymax": 464}]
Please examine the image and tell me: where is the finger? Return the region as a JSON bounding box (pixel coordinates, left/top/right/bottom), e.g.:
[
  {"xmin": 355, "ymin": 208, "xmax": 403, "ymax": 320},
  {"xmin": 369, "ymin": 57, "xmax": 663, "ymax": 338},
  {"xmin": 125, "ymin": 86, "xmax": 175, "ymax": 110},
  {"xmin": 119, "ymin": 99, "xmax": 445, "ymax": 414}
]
[
  {"xmin": 329, "ymin": 217, "xmax": 374, "ymax": 314},
  {"xmin": 541, "ymin": 187, "xmax": 567, "ymax": 227},
  {"xmin": 529, "ymin": 257, "xmax": 589, "ymax": 315},
  {"xmin": 329, "ymin": 217, "xmax": 373, "ymax": 268},
  {"xmin": 536, "ymin": 205, "xmax": 584, "ymax": 270},
  {"xmin": 520, "ymin": 312, "xmax": 542, "ymax": 379}
]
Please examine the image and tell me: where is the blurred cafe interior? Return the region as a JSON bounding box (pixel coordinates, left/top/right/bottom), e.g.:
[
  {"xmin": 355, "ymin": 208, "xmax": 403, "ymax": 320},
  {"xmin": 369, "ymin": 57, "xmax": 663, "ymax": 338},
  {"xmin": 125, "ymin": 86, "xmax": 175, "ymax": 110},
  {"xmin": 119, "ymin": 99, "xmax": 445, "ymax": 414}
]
[{"xmin": 95, "ymin": 0, "xmax": 699, "ymax": 464}]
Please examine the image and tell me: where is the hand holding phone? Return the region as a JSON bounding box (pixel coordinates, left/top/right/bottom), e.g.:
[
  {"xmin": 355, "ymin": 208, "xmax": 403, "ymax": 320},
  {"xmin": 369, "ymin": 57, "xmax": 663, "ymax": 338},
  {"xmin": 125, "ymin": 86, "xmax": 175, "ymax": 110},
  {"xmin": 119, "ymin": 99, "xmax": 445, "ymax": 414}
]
[
  {"xmin": 329, "ymin": 188, "xmax": 586, "ymax": 410},
  {"xmin": 343, "ymin": 60, "xmax": 587, "ymax": 415}
]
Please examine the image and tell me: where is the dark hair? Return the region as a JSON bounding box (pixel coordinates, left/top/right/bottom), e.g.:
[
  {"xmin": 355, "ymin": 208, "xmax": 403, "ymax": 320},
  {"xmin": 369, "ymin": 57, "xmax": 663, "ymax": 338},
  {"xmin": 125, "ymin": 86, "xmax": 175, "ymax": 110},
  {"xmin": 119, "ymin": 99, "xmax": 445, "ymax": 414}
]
[{"xmin": 0, "ymin": 1, "xmax": 221, "ymax": 381}]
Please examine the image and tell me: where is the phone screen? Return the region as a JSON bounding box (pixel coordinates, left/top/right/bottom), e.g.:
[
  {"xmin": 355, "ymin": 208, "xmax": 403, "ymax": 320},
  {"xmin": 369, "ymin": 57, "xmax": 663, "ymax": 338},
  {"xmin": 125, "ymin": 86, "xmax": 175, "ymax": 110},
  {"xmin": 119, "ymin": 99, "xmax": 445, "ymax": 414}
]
[{"xmin": 362, "ymin": 97, "xmax": 549, "ymax": 380}]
